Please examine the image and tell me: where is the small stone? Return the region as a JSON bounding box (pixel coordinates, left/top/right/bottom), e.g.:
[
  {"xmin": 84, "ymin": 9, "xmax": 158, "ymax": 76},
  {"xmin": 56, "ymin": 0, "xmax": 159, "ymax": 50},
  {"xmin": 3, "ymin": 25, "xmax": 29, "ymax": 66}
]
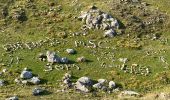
[
  {"xmin": 75, "ymin": 77, "xmax": 92, "ymax": 92},
  {"xmin": 46, "ymin": 51, "xmax": 60, "ymax": 63},
  {"xmin": 104, "ymin": 29, "xmax": 116, "ymax": 38},
  {"xmin": 98, "ymin": 79, "xmax": 107, "ymax": 85},
  {"xmin": 21, "ymin": 80, "xmax": 28, "ymax": 84},
  {"xmin": 109, "ymin": 81, "xmax": 116, "ymax": 89},
  {"xmin": 120, "ymin": 90, "xmax": 139, "ymax": 96},
  {"xmin": 2, "ymin": 69, "xmax": 7, "ymax": 73},
  {"xmin": 77, "ymin": 56, "xmax": 86, "ymax": 62},
  {"xmin": 66, "ymin": 49, "xmax": 76, "ymax": 54},
  {"xmin": 32, "ymin": 87, "xmax": 44, "ymax": 96},
  {"xmin": 0, "ymin": 79, "xmax": 5, "ymax": 86},
  {"xmin": 20, "ymin": 70, "xmax": 32, "ymax": 79},
  {"xmin": 29, "ymin": 77, "xmax": 40, "ymax": 85},
  {"xmin": 93, "ymin": 83, "xmax": 102, "ymax": 89},
  {"xmin": 6, "ymin": 96, "xmax": 19, "ymax": 100}
]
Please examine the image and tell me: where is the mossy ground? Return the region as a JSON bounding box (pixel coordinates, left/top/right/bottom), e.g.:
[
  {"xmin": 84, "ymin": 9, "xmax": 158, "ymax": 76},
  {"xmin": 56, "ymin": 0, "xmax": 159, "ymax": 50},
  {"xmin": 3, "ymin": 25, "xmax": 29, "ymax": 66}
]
[{"xmin": 0, "ymin": 0, "xmax": 170, "ymax": 99}]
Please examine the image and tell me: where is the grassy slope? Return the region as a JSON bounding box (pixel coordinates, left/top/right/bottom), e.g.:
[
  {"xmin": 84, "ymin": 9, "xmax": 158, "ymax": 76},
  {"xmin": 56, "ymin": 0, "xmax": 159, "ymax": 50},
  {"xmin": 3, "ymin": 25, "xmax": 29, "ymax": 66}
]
[{"xmin": 0, "ymin": 0, "xmax": 170, "ymax": 99}]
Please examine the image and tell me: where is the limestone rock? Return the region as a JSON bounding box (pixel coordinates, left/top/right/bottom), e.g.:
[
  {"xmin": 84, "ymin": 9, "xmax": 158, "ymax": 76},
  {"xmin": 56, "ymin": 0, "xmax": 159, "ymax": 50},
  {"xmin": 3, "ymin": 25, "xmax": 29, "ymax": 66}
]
[
  {"xmin": 109, "ymin": 81, "xmax": 116, "ymax": 89},
  {"xmin": 104, "ymin": 29, "xmax": 116, "ymax": 38},
  {"xmin": 29, "ymin": 77, "xmax": 40, "ymax": 85},
  {"xmin": 46, "ymin": 51, "xmax": 60, "ymax": 63},
  {"xmin": 75, "ymin": 77, "xmax": 92, "ymax": 92},
  {"xmin": 66, "ymin": 49, "xmax": 76, "ymax": 54},
  {"xmin": 32, "ymin": 87, "xmax": 44, "ymax": 96},
  {"xmin": 20, "ymin": 71, "xmax": 32, "ymax": 79}
]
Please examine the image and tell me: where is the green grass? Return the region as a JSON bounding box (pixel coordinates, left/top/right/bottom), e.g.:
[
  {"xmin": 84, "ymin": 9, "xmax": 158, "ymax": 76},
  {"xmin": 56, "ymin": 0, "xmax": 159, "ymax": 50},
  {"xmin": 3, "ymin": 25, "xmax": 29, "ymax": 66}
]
[{"xmin": 0, "ymin": 0, "xmax": 170, "ymax": 99}]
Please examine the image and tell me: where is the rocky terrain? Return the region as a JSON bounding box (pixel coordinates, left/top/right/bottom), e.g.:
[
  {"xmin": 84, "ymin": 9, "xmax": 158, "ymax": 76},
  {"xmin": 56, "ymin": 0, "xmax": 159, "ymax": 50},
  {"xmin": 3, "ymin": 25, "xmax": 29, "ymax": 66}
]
[{"xmin": 0, "ymin": 0, "xmax": 170, "ymax": 99}]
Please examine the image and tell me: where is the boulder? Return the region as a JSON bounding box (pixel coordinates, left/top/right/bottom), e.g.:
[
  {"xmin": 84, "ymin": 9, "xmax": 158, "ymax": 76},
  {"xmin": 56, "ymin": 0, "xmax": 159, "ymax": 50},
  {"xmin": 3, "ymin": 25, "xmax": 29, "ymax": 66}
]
[
  {"xmin": 20, "ymin": 71, "xmax": 32, "ymax": 79},
  {"xmin": 46, "ymin": 51, "xmax": 60, "ymax": 63}
]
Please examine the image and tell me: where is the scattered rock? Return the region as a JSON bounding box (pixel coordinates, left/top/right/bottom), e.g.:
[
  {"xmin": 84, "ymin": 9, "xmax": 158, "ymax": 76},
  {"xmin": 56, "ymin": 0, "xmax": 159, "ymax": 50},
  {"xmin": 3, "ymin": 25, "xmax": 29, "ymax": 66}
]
[
  {"xmin": 6, "ymin": 96, "xmax": 19, "ymax": 100},
  {"xmin": 46, "ymin": 51, "xmax": 60, "ymax": 63},
  {"xmin": 21, "ymin": 80, "xmax": 28, "ymax": 84},
  {"xmin": 32, "ymin": 87, "xmax": 44, "ymax": 96},
  {"xmin": 78, "ymin": 6, "xmax": 120, "ymax": 37},
  {"xmin": 98, "ymin": 79, "xmax": 107, "ymax": 85},
  {"xmin": 120, "ymin": 90, "xmax": 140, "ymax": 96},
  {"xmin": 104, "ymin": 29, "xmax": 116, "ymax": 38},
  {"xmin": 66, "ymin": 49, "xmax": 76, "ymax": 54},
  {"xmin": 109, "ymin": 81, "xmax": 116, "ymax": 89},
  {"xmin": 29, "ymin": 77, "xmax": 40, "ymax": 85},
  {"xmin": 75, "ymin": 77, "xmax": 92, "ymax": 92},
  {"xmin": 93, "ymin": 83, "xmax": 103, "ymax": 89},
  {"xmin": 20, "ymin": 70, "xmax": 32, "ymax": 79},
  {"xmin": 77, "ymin": 56, "xmax": 87, "ymax": 62},
  {"xmin": 62, "ymin": 73, "xmax": 72, "ymax": 88}
]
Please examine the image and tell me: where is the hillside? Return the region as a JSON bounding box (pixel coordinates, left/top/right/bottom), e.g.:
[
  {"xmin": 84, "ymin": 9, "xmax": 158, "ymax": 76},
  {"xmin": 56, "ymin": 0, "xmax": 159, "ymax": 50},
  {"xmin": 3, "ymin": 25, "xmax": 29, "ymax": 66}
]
[{"xmin": 0, "ymin": 0, "xmax": 170, "ymax": 99}]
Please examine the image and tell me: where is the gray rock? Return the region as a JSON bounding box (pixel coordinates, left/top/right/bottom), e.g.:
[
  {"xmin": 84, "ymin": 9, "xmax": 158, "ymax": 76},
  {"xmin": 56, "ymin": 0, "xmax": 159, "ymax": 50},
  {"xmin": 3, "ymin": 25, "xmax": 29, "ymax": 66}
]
[
  {"xmin": 98, "ymin": 79, "xmax": 107, "ymax": 85},
  {"xmin": 104, "ymin": 29, "xmax": 116, "ymax": 38},
  {"xmin": 102, "ymin": 13, "xmax": 110, "ymax": 20},
  {"xmin": 0, "ymin": 79, "xmax": 5, "ymax": 86},
  {"xmin": 75, "ymin": 77, "xmax": 92, "ymax": 92},
  {"xmin": 32, "ymin": 87, "xmax": 44, "ymax": 96},
  {"xmin": 29, "ymin": 77, "xmax": 40, "ymax": 85},
  {"xmin": 6, "ymin": 96, "xmax": 19, "ymax": 100},
  {"xmin": 93, "ymin": 83, "xmax": 102, "ymax": 89},
  {"xmin": 109, "ymin": 81, "xmax": 116, "ymax": 89},
  {"xmin": 66, "ymin": 49, "xmax": 76, "ymax": 54},
  {"xmin": 21, "ymin": 80, "xmax": 28, "ymax": 84},
  {"xmin": 77, "ymin": 77, "xmax": 92, "ymax": 86},
  {"xmin": 120, "ymin": 90, "xmax": 139, "ymax": 96},
  {"xmin": 60, "ymin": 57, "xmax": 69, "ymax": 64},
  {"xmin": 111, "ymin": 19, "xmax": 119, "ymax": 29},
  {"xmin": 20, "ymin": 71, "xmax": 32, "ymax": 79},
  {"xmin": 46, "ymin": 51, "xmax": 60, "ymax": 63}
]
